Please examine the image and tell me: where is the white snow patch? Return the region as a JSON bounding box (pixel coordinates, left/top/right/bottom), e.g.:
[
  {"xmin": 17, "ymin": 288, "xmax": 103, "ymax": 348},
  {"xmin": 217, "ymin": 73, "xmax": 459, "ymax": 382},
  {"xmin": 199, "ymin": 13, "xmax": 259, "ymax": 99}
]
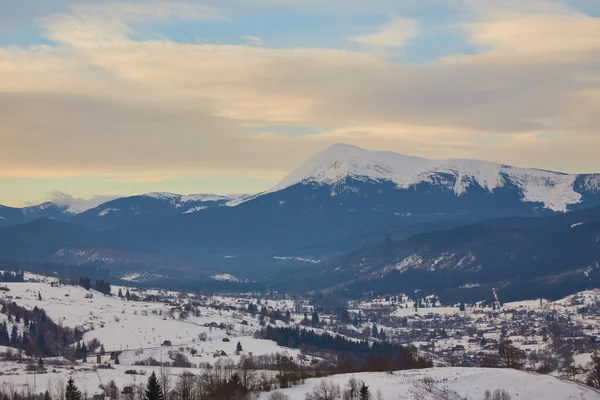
[
  {"xmin": 98, "ymin": 207, "xmax": 119, "ymax": 216},
  {"xmin": 183, "ymin": 205, "xmax": 207, "ymax": 214},
  {"xmin": 120, "ymin": 273, "xmax": 141, "ymax": 282},
  {"xmin": 211, "ymin": 273, "xmax": 245, "ymax": 283},
  {"xmin": 273, "ymin": 256, "xmax": 321, "ymax": 264}
]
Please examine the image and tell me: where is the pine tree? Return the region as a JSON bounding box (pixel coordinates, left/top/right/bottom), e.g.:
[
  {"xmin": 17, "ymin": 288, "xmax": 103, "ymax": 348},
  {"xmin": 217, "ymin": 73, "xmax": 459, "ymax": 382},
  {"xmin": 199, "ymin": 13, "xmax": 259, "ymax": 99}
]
[
  {"xmin": 236, "ymin": 341, "xmax": 243, "ymax": 353},
  {"xmin": 359, "ymin": 382, "xmax": 370, "ymax": 400},
  {"xmin": 311, "ymin": 311, "xmax": 319, "ymax": 327},
  {"xmin": 65, "ymin": 378, "xmax": 82, "ymax": 400},
  {"xmin": 118, "ymin": 289, "xmax": 123, "ymax": 298},
  {"xmin": 126, "ymin": 289, "xmax": 131, "ymax": 300},
  {"xmin": 38, "ymin": 292, "xmax": 42, "ymax": 301},
  {"xmin": 145, "ymin": 372, "xmax": 163, "ymax": 400},
  {"xmin": 10, "ymin": 325, "xmax": 19, "ymax": 346},
  {"xmin": 44, "ymin": 391, "xmax": 51, "ymax": 400},
  {"xmin": 23, "ymin": 314, "xmax": 29, "ymax": 327}
]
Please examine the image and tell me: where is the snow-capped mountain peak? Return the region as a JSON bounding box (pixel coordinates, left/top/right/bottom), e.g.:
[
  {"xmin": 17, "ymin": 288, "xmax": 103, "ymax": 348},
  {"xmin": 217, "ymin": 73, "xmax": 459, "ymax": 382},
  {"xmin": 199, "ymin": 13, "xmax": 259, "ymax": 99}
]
[{"xmin": 266, "ymin": 143, "xmax": 598, "ymax": 212}]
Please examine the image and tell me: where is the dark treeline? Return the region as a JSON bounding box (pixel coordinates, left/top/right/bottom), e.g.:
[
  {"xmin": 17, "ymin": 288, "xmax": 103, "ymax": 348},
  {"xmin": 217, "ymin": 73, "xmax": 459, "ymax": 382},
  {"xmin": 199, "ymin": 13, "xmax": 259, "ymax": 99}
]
[
  {"xmin": 260, "ymin": 326, "xmax": 431, "ymax": 372},
  {"xmin": 0, "ymin": 301, "xmax": 83, "ymax": 358},
  {"xmin": 77, "ymin": 276, "xmax": 112, "ymax": 295},
  {"xmin": 0, "ymin": 260, "xmax": 112, "ymax": 282},
  {"xmin": 0, "ymin": 270, "xmax": 25, "ymax": 282}
]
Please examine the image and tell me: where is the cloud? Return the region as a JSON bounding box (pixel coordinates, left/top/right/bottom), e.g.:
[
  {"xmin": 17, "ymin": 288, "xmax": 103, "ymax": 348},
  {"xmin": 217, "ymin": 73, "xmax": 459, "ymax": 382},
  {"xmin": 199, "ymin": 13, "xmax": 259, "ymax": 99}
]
[
  {"xmin": 350, "ymin": 17, "xmax": 420, "ymax": 48},
  {"xmin": 0, "ymin": 0, "xmax": 599, "ymax": 203},
  {"xmin": 48, "ymin": 190, "xmax": 119, "ymax": 212},
  {"xmin": 242, "ymin": 36, "xmax": 264, "ymax": 46}
]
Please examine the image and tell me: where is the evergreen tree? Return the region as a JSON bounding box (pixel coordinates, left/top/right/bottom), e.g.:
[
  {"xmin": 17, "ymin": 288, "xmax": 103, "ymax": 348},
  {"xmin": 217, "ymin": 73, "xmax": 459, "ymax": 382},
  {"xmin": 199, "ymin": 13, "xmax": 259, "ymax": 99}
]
[
  {"xmin": 126, "ymin": 289, "xmax": 131, "ymax": 300},
  {"xmin": 44, "ymin": 391, "xmax": 51, "ymax": 400},
  {"xmin": 311, "ymin": 311, "xmax": 319, "ymax": 327},
  {"xmin": 81, "ymin": 342, "xmax": 88, "ymax": 357},
  {"xmin": 15, "ymin": 312, "xmax": 21, "ymax": 323},
  {"xmin": 236, "ymin": 341, "xmax": 243, "ymax": 352},
  {"xmin": 359, "ymin": 382, "xmax": 370, "ymax": 400},
  {"xmin": 459, "ymin": 300, "xmax": 466, "ymax": 312},
  {"xmin": 10, "ymin": 325, "xmax": 19, "ymax": 346},
  {"xmin": 0, "ymin": 321, "xmax": 8, "ymax": 343},
  {"xmin": 118, "ymin": 288, "xmax": 123, "ymax": 298},
  {"xmin": 145, "ymin": 372, "xmax": 163, "ymax": 400},
  {"xmin": 38, "ymin": 292, "xmax": 42, "ymax": 301},
  {"xmin": 23, "ymin": 314, "xmax": 29, "ymax": 327},
  {"xmin": 65, "ymin": 378, "xmax": 82, "ymax": 400},
  {"xmin": 372, "ymin": 323, "xmax": 379, "ymax": 338}
]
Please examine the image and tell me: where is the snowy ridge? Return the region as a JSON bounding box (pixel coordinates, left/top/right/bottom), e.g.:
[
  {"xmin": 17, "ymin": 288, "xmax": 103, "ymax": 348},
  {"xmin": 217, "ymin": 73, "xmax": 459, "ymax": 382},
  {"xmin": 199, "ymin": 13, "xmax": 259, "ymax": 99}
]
[
  {"xmin": 144, "ymin": 192, "xmax": 232, "ymax": 203},
  {"xmin": 266, "ymin": 143, "xmax": 592, "ymax": 212}
]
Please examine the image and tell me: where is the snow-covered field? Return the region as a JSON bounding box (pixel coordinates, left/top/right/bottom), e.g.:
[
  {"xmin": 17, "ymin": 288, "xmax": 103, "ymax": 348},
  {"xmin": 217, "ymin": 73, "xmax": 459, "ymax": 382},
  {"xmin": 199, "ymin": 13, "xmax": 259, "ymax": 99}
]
[
  {"xmin": 0, "ymin": 276, "xmax": 599, "ymax": 399},
  {"xmin": 258, "ymin": 368, "xmax": 600, "ymax": 400}
]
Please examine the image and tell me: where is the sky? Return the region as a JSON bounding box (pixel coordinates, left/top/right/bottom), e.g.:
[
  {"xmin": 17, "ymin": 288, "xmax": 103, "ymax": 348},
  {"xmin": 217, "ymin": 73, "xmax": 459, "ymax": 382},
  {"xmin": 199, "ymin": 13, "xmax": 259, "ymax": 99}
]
[{"xmin": 1, "ymin": 0, "xmax": 600, "ymax": 207}]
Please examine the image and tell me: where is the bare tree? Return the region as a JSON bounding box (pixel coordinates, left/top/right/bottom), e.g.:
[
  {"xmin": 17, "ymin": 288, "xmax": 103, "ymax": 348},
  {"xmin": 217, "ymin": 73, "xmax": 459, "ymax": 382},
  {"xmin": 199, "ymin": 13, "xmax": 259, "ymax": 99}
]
[
  {"xmin": 343, "ymin": 378, "xmax": 359, "ymax": 400},
  {"xmin": 161, "ymin": 364, "xmax": 172, "ymax": 400},
  {"xmin": 587, "ymin": 353, "xmax": 600, "ymax": 389},
  {"xmin": 305, "ymin": 380, "xmax": 342, "ymax": 400},
  {"xmin": 174, "ymin": 372, "xmax": 197, "ymax": 400},
  {"xmin": 484, "ymin": 389, "xmax": 511, "ymax": 400},
  {"xmin": 53, "ymin": 377, "xmax": 66, "ymax": 400},
  {"xmin": 269, "ymin": 392, "xmax": 292, "ymax": 400}
]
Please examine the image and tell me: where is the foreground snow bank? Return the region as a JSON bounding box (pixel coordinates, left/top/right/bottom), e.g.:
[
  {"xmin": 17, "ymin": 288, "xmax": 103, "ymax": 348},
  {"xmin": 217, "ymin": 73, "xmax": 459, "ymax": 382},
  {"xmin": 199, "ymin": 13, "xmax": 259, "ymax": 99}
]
[{"xmin": 258, "ymin": 367, "xmax": 600, "ymax": 400}]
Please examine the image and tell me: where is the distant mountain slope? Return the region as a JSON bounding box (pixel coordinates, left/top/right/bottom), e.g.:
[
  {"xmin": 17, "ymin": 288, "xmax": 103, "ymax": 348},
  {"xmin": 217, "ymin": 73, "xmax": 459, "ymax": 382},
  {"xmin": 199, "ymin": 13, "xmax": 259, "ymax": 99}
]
[
  {"xmin": 261, "ymin": 143, "xmax": 600, "ymax": 212},
  {"xmin": 70, "ymin": 192, "xmax": 239, "ymax": 229},
  {"xmin": 278, "ymin": 204, "xmax": 600, "ymax": 301},
  {"xmin": 0, "ymin": 192, "xmax": 244, "ymax": 229},
  {"xmin": 3, "ymin": 143, "xmax": 600, "ymax": 289},
  {"xmin": 0, "ymin": 202, "xmax": 72, "ymax": 226}
]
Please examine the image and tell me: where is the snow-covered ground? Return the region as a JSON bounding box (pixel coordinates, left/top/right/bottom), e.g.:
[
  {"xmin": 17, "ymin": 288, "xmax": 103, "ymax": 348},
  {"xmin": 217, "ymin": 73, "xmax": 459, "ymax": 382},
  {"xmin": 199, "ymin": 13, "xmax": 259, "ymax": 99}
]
[
  {"xmin": 257, "ymin": 368, "xmax": 600, "ymax": 400},
  {"xmin": 0, "ymin": 281, "xmax": 292, "ymax": 358},
  {"xmin": 1, "ymin": 276, "xmax": 600, "ymax": 399}
]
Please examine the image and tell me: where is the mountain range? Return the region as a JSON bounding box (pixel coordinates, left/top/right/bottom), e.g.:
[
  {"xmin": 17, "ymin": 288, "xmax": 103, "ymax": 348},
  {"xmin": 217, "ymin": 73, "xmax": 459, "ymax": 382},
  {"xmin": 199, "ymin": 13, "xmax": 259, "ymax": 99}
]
[{"xmin": 2, "ymin": 143, "xmax": 600, "ymax": 297}]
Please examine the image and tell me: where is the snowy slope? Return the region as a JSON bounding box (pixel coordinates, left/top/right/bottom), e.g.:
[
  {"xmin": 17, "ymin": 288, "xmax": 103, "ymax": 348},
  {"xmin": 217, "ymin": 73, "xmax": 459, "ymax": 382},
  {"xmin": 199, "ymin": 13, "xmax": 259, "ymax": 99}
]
[
  {"xmin": 257, "ymin": 368, "xmax": 600, "ymax": 400},
  {"xmin": 266, "ymin": 143, "xmax": 599, "ymax": 212}
]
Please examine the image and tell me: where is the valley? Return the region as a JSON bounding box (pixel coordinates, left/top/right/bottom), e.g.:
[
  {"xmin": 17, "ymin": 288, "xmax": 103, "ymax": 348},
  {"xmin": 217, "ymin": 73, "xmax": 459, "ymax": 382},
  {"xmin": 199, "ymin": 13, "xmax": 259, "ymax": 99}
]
[{"xmin": 0, "ymin": 273, "xmax": 597, "ymax": 399}]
